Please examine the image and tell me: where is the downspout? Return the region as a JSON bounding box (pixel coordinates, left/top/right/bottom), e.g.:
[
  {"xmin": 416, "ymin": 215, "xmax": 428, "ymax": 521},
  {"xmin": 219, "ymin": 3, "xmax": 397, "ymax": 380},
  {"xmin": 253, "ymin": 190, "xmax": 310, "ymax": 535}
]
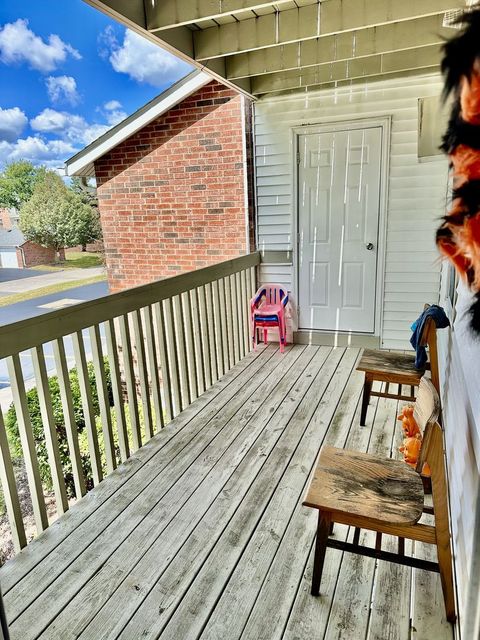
[
  {"xmin": 240, "ymin": 94, "xmax": 250, "ymax": 255},
  {"xmin": 17, "ymin": 244, "xmax": 26, "ymax": 268}
]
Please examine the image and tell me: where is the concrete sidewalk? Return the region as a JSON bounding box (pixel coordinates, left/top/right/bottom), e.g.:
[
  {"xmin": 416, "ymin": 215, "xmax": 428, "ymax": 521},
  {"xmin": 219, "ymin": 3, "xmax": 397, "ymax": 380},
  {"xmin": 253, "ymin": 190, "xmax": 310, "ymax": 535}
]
[{"xmin": 0, "ymin": 266, "xmax": 105, "ymax": 295}]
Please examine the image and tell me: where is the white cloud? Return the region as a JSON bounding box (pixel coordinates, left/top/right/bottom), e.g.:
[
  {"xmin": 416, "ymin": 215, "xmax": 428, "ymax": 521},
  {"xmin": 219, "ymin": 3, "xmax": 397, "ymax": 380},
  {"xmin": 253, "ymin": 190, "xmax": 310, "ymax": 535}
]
[
  {"xmin": 0, "ymin": 107, "xmax": 28, "ymax": 142},
  {"xmin": 30, "ymin": 108, "xmax": 110, "ymax": 145},
  {"xmin": 0, "ymin": 19, "xmax": 81, "ymax": 73},
  {"xmin": 105, "ymin": 108, "xmax": 127, "ymax": 126},
  {"xmin": 99, "ymin": 26, "xmax": 191, "ymax": 87},
  {"xmin": 46, "ymin": 75, "xmax": 80, "ymax": 105},
  {"xmin": 0, "ymin": 136, "xmax": 77, "ymax": 169},
  {"xmin": 97, "ymin": 99, "xmax": 127, "ymax": 126},
  {"xmin": 104, "ymin": 100, "xmax": 122, "ymax": 111}
]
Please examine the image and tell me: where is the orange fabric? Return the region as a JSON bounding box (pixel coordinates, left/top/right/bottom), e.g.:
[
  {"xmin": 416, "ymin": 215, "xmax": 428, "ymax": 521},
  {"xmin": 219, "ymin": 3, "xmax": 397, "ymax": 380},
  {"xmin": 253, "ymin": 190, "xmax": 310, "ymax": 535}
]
[
  {"xmin": 397, "ymin": 406, "xmax": 421, "ymax": 438},
  {"xmin": 461, "ymin": 73, "xmax": 480, "ymax": 126},
  {"xmin": 399, "ymin": 436, "xmax": 422, "ymax": 467}
]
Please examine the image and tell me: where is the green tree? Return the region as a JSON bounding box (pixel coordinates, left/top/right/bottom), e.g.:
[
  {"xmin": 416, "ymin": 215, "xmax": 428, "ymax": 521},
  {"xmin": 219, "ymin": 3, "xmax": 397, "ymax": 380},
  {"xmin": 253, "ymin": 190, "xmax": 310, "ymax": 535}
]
[
  {"xmin": 20, "ymin": 171, "xmax": 102, "ymax": 258},
  {"xmin": 69, "ymin": 177, "xmax": 102, "ymax": 251},
  {"xmin": 0, "ymin": 161, "xmax": 45, "ymax": 209}
]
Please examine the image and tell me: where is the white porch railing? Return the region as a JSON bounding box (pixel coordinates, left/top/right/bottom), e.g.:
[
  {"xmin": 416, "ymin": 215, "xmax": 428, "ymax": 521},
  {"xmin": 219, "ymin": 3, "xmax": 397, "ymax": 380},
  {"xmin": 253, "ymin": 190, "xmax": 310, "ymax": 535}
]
[{"xmin": 0, "ymin": 252, "xmax": 259, "ymax": 555}]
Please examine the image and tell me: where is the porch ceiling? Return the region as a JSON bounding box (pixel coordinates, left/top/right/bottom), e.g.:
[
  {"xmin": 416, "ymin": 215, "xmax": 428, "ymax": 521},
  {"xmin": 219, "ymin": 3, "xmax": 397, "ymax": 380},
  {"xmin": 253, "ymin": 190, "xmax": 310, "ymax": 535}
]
[{"xmin": 86, "ymin": 0, "xmax": 466, "ymax": 97}]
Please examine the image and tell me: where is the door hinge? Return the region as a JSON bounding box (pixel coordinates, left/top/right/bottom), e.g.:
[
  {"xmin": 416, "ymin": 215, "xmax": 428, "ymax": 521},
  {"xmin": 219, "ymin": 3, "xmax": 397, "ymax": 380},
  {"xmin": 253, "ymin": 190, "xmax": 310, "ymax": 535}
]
[
  {"xmin": 296, "ymin": 151, "xmax": 301, "ymax": 165},
  {"xmin": 296, "ymin": 233, "xmax": 301, "ymax": 245}
]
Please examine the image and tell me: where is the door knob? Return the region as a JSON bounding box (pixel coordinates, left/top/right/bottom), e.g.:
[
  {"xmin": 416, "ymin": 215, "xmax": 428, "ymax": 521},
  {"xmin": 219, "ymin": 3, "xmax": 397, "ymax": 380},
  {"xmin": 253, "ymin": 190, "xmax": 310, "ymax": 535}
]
[{"xmin": 366, "ymin": 242, "xmax": 374, "ymax": 251}]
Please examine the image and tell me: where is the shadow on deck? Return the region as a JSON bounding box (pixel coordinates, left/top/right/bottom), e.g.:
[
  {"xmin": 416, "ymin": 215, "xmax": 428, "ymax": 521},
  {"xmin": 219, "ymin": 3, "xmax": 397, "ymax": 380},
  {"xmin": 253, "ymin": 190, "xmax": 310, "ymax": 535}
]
[{"xmin": 0, "ymin": 344, "xmax": 453, "ymax": 639}]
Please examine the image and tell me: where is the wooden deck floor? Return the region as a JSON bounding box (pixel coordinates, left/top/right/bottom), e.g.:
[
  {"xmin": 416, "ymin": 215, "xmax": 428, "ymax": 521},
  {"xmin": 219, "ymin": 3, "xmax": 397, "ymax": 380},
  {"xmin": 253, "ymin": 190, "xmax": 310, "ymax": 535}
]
[{"xmin": 0, "ymin": 344, "xmax": 454, "ymax": 640}]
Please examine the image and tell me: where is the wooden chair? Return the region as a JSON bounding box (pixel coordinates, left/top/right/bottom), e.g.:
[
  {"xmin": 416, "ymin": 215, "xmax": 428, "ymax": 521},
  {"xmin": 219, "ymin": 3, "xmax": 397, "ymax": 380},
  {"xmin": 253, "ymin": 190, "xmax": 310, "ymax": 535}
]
[
  {"xmin": 303, "ymin": 378, "xmax": 456, "ymax": 622},
  {"xmin": 356, "ymin": 311, "xmax": 439, "ymax": 426}
]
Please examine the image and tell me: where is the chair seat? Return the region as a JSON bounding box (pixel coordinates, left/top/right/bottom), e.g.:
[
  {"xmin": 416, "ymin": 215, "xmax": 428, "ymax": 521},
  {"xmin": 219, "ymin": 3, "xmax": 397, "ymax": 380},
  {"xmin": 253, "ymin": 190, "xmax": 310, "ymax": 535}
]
[
  {"xmin": 303, "ymin": 446, "xmax": 424, "ymax": 526},
  {"xmin": 254, "ymin": 303, "xmax": 282, "ymax": 317},
  {"xmin": 356, "ymin": 349, "xmax": 425, "ymax": 384}
]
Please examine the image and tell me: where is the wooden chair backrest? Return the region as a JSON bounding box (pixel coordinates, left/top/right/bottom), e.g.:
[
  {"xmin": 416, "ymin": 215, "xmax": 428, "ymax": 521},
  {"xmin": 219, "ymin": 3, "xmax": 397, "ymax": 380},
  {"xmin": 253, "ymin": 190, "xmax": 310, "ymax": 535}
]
[
  {"xmin": 413, "ymin": 377, "xmax": 440, "ymax": 436},
  {"xmin": 419, "ymin": 306, "xmax": 440, "ymax": 393},
  {"xmin": 419, "ymin": 418, "xmax": 454, "ymax": 613}
]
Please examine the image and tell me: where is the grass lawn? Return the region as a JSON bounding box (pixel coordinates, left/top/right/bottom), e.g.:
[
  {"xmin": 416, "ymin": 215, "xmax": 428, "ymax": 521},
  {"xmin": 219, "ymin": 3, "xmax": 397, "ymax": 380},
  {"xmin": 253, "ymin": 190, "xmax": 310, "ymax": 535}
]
[
  {"xmin": 32, "ymin": 252, "xmax": 104, "ymax": 271},
  {"xmin": 0, "ymin": 274, "xmax": 107, "ymax": 307}
]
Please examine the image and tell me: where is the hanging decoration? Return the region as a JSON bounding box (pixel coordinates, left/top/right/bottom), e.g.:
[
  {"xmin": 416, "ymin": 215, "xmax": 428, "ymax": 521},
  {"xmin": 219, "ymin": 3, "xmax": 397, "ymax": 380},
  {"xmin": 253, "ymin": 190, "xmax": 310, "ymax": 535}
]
[{"xmin": 437, "ymin": 7, "xmax": 480, "ymax": 333}]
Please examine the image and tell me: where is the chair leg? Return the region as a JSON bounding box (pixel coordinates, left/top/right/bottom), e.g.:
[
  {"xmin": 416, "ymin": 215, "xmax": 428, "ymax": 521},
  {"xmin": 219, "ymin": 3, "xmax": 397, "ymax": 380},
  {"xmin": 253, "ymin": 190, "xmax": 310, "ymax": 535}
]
[
  {"xmin": 263, "ymin": 328, "xmax": 268, "ymax": 345},
  {"xmin": 311, "ymin": 511, "xmax": 332, "ymax": 596},
  {"xmin": 360, "ymin": 376, "xmax": 372, "ymax": 426},
  {"xmin": 252, "ymin": 323, "xmax": 257, "ymax": 351},
  {"xmin": 279, "ymin": 317, "xmax": 285, "ymax": 353},
  {"xmin": 430, "ymin": 442, "xmax": 457, "ymax": 623}
]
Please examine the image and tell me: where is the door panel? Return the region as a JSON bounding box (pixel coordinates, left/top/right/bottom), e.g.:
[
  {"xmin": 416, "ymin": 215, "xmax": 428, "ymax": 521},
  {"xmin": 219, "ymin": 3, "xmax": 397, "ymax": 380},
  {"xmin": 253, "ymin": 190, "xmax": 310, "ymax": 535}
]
[{"xmin": 298, "ymin": 126, "xmax": 382, "ymax": 333}]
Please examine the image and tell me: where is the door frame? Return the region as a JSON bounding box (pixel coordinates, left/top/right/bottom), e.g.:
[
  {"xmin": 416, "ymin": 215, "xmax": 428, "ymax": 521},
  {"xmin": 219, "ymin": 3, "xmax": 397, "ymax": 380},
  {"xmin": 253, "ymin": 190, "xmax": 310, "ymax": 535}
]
[{"xmin": 292, "ymin": 115, "xmax": 391, "ymax": 337}]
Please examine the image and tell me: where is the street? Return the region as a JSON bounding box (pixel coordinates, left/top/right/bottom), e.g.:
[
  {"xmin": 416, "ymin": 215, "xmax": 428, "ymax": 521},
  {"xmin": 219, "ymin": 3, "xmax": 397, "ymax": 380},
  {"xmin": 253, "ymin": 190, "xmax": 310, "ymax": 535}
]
[{"xmin": 0, "ymin": 276, "xmax": 109, "ymax": 410}]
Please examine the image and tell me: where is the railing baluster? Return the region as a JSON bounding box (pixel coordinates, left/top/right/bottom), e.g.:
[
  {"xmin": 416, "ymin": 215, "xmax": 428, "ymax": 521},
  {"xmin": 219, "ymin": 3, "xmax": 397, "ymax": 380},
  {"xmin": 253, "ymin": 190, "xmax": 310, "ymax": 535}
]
[
  {"xmin": 218, "ymin": 278, "xmax": 230, "ymax": 374},
  {"xmin": 153, "ymin": 302, "xmax": 173, "ymax": 424},
  {"xmin": 7, "ymin": 354, "xmax": 49, "ymax": 533},
  {"xmin": 52, "ymin": 338, "xmax": 86, "ymax": 499},
  {"xmin": 89, "ymin": 325, "xmax": 117, "ymax": 472},
  {"xmin": 163, "ymin": 298, "xmax": 182, "ymax": 417},
  {"xmin": 240, "ymin": 269, "xmax": 250, "ymax": 355},
  {"xmin": 189, "ymin": 288, "xmax": 205, "ymax": 396},
  {"xmin": 31, "ymin": 345, "xmax": 69, "ymax": 513},
  {"xmin": 132, "ymin": 309, "xmax": 153, "ymax": 441},
  {"xmin": 250, "ymin": 265, "xmax": 256, "ymax": 300},
  {"xmin": 0, "ymin": 405, "xmax": 27, "ymax": 552},
  {"xmin": 104, "ymin": 321, "xmax": 129, "ymax": 463},
  {"xmin": 173, "ymin": 295, "xmax": 190, "ymax": 410},
  {"xmin": 205, "ymin": 283, "xmax": 218, "ymax": 384},
  {"xmin": 142, "ymin": 306, "xmax": 164, "ymax": 433},
  {"xmin": 118, "ymin": 315, "xmax": 141, "ymax": 452},
  {"xmin": 181, "ymin": 292, "xmax": 198, "ymax": 403},
  {"xmin": 235, "ymin": 272, "xmax": 244, "ymax": 361},
  {"xmin": 197, "ymin": 286, "xmax": 212, "ymax": 390},
  {"xmin": 224, "ymin": 276, "xmax": 235, "ymax": 368},
  {"xmin": 71, "ymin": 331, "xmax": 103, "ymax": 483},
  {"xmin": 232, "ymin": 274, "xmax": 241, "ymax": 364},
  {"xmin": 212, "ymin": 280, "xmax": 224, "ymax": 379}
]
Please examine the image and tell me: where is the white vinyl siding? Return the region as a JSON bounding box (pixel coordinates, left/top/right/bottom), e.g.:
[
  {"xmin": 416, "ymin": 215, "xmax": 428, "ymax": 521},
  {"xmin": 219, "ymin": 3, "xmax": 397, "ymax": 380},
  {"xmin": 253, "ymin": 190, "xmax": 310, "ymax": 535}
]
[
  {"xmin": 254, "ymin": 73, "xmax": 448, "ymax": 348},
  {"xmin": 437, "ymin": 268, "xmax": 480, "ymax": 637}
]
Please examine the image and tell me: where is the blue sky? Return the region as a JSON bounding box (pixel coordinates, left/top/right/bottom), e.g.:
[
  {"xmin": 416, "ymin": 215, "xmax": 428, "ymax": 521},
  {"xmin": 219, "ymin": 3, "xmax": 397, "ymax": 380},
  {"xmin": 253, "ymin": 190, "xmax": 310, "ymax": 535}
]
[{"xmin": 0, "ymin": 0, "xmax": 192, "ymax": 170}]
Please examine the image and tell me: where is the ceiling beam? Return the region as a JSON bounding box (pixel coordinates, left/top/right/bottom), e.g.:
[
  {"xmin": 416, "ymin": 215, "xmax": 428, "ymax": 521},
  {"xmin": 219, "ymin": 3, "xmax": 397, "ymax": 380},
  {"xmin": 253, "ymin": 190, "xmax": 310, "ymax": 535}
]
[
  {"xmin": 272, "ymin": 67, "xmax": 441, "ymax": 96},
  {"xmin": 193, "ymin": 0, "xmax": 462, "ymax": 60},
  {"xmin": 226, "ymin": 14, "xmax": 451, "ymax": 79},
  {"xmin": 251, "ymin": 44, "xmax": 442, "ymax": 94},
  {"xmin": 146, "ymin": 0, "xmax": 294, "ymax": 31}
]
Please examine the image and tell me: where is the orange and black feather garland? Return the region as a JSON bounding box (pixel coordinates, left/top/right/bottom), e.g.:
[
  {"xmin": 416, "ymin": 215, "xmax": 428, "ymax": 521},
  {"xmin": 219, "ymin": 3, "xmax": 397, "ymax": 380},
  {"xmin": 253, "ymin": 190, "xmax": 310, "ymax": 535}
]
[{"xmin": 438, "ymin": 7, "xmax": 480, "ymax": 333}]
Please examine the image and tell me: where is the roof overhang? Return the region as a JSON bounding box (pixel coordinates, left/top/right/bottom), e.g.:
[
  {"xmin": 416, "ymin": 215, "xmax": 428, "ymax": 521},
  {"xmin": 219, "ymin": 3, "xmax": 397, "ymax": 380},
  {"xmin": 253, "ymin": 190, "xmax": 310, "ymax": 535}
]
[
  {"xmin": 65, "ymin": 70, "xmax": 211, "ymax": 177},
  {"xmin": 84, "ymin": 0, "xmax": 468, "ymax": 100}
]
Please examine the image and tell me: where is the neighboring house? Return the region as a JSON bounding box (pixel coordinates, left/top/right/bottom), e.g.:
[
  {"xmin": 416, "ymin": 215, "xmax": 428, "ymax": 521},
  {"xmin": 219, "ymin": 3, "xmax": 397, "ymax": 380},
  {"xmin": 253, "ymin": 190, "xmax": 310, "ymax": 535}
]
[
  {"xmin": 0, "ymin": 208, "xmax": 61, "ymax": 268},
  {"xmin": 66, "ymin": 71, "xmax": 254, "ymax": 292}
]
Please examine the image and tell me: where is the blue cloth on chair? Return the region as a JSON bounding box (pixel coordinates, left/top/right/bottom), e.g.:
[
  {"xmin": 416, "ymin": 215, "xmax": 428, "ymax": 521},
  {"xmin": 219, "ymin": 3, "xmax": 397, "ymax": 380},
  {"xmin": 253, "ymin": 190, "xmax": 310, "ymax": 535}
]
[{"xmin": 410, "ymin": 305, "xmax": 450, "ymax": 369}]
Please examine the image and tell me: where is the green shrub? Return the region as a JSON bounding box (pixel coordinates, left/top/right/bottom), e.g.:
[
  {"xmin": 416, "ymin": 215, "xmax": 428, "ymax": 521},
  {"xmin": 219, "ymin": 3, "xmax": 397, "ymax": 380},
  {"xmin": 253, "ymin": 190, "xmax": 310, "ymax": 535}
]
[{"xmin": 5, "ymin": 358, "xmax": 113, "ymax": 497}]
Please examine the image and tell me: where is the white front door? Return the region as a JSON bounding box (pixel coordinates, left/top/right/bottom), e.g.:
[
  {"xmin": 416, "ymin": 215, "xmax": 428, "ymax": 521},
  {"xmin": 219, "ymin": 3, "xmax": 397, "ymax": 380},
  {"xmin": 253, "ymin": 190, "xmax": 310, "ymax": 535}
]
[{"xmin": 297, "ymin": 126, "xmax": 382, "ymax": 333}]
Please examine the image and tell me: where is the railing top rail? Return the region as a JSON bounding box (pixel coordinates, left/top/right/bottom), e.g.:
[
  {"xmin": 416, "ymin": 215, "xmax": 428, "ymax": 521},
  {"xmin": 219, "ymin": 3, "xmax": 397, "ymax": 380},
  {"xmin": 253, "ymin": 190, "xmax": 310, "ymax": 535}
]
[{"xmin": 0, "ymin": 252, "xmax": 260, "ymax": 359}]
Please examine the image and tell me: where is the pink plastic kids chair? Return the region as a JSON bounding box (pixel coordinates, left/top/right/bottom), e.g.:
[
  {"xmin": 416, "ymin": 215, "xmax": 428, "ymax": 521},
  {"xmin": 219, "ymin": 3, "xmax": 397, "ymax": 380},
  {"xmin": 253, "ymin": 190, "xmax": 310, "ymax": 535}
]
[{"xmin": 250, "ymin": 284, "xmax": 288, "ymax": 353}]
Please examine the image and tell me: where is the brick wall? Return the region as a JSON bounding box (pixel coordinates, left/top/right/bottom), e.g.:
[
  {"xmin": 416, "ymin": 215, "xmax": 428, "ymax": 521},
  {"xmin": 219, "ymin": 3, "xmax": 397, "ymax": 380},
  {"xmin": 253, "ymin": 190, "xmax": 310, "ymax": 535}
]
[
  {"xmin": 95, "ymin": 80, "xmax": 252, "ymax": 292},
  {"xmin": 0, "ymin": 208, "xmax": 12, "ymax": 230},
  {"xmin": 17, "ymin": 242, "xmax": 62, "ymax": 267}
]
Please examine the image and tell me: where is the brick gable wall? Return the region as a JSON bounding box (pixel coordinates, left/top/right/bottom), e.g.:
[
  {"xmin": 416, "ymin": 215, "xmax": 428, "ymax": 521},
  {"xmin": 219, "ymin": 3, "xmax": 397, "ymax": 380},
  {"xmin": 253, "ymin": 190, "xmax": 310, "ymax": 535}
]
[
  {"xmin": 17, "ymin": 242, "xmax": 62, "ymax": 267},
  {"xmin": 95, "ymin": 81, "xmax": 252, "ymax": 292}
]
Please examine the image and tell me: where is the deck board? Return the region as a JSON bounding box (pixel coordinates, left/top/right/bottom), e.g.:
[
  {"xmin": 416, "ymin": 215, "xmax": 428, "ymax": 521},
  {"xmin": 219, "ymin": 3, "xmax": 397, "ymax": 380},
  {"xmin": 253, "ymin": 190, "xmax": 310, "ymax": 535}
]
[{"xmin": 0, "ymin": 345, "xmax": 454, "ymax": 640}]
